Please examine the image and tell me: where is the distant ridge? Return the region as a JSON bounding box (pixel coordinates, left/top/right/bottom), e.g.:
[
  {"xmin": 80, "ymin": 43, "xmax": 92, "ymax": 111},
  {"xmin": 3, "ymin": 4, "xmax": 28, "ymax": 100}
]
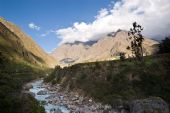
[{"xmin": 51, "ymin": 30, "xmax": 159, "ymax": 66}]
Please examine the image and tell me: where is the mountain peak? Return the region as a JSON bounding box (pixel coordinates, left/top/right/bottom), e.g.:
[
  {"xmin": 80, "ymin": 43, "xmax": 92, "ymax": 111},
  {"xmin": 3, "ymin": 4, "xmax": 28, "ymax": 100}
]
[
  {"xmin": 107, "ymin": 29, "xmax": 127, "ymax": 37},
  {"xmin": 64, "ymin": 40, "xmax": 98, "ymax": 46},
  {"xmin": 51, "ymin": 30, "xmax": 159, "ymax": 66}
]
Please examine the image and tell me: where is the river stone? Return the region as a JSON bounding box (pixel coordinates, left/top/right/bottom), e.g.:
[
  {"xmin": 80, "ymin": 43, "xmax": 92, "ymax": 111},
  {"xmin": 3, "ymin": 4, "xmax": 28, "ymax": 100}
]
[
  {"xmin": 130, "ymin": 97, "xmax": 170, "ymax": 113},
  {"xmin": 50, "ymin": 108, "xmax": 61, "ymax": 113},
  {"xmin": 120, "ymin": 109, "xmax": 129, "ymax": 113},
  {"xmin": 24, "ymin": 83, "xmax": 33, "ymax": 90},
  {"xmin": 29, "ymin": 92, "xmax": 36, "ymax": 97},
  {"xmin": 54, "ymin": 108, "xmax": 63, "ymax": 113},
  {"xmin": 45, "ymin": 95, "xmax": 56, "ymax": 99},
  {"xmin": 23, "ymin": 91, "xmax": 35, "ymax": 97},
  {"xmin": 37, "ymin": 90, "xmax": 47, "ymax": 95}
]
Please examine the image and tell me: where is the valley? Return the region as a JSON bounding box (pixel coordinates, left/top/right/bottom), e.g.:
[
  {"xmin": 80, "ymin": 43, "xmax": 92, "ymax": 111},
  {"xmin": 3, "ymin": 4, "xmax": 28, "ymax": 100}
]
[
  {"xmin": 0, "ymin": 17, "xmax": 54, "ymax": 113},
  {"xmin": 0, "ymin": 17, "xmax": 170, "ymax": 113}
]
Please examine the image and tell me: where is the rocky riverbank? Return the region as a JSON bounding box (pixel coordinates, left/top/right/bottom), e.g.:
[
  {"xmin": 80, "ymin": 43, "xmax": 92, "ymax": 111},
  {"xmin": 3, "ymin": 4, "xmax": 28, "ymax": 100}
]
[
  {"xmin": 44, "ymin": 84, "xmax": 114, "ymax": 113},
  {"xmin": 26, "ymin": 79, "xmax": 170, "ymax": 113},
  {"xmin": 27, "ymin": 79, "xmax": 115, "ymax": 113}
]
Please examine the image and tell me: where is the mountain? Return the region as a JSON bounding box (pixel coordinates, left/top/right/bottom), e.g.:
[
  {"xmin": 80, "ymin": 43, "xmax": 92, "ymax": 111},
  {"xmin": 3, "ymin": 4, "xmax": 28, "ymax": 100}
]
[
  {"xmin": 65, "ymin": 40, "xmax": 98, "ymax": 46},
  {"xmin": 51, "ymin": 30, "xmax": 159, "ymax": 66},
  {"xmin": 0, "ymin": 17, "xmax": 57, "ymax": 68}
]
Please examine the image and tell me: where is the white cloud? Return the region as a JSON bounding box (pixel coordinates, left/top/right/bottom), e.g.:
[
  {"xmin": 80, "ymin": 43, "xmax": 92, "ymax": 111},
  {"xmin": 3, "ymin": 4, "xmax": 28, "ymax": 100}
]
[
  {"xmin": 40, "ymin": 30, "xmax": 55, "ymax": 37},
  {"xmin": 28, "ymin": 22, "xmax": 40, "ymax": 31},
  {"xmin": 40, "ymin": 31, "xmax": 50, "ymax": 37},
  {"xmin": 95, "ymin": 8, "xmax": 109, "ymax": 19},
  {"xmin": 56, "ymin": 0, "xmax": 170, "ymax": 44}
]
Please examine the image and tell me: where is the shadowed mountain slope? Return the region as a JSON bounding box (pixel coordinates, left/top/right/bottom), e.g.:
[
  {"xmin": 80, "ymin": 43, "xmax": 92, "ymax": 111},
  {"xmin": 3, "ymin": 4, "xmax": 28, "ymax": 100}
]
[{"xmin": 0, "ymin": 17, "xmax": 57, "ymax": 68}]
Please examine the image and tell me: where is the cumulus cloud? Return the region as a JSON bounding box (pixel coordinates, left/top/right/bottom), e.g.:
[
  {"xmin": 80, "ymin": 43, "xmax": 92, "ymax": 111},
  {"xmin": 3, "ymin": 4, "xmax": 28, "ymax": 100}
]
[
  {"xmin": 56, "ymin": 0, "xmax": 170, "ymax": 44},
  {"xmin": 28, "ymin": 22, "xmax": 40, "ymax": 30}
]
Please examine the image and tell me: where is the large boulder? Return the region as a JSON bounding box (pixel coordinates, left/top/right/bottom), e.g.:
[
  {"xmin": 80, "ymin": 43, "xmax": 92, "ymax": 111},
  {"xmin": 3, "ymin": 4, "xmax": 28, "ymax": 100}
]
[
  {"xmin": 130, "ymin": 97, "xmax": 169, "ymax": 113},
  {"xmin": 37, "ymin": 90, "xmax": 47, "ymax": 95}
]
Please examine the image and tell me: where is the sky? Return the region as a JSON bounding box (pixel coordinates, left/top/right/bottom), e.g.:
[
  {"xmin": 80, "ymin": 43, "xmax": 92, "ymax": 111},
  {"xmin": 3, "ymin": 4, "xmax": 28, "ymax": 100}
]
[{"xmin": 0, "ymin": 0, "xmax": 170, "ymax": 52}]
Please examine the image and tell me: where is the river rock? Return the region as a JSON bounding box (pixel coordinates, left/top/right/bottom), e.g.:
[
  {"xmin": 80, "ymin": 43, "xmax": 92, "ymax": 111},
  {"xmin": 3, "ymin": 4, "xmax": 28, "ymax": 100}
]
[
  {"xmin": 72, "ymin": 96, "xmax": 78, "ymax": 101},
  {"xmin": 24, "ymin": 83, "xmax": 33, "ymax": 90},
  {"xmin": 120, "ymin": 109, "xmax": 129, "ymax": 113},
  {"xmin": 130, "ymin": 97, "xmax": 170, "ymax": 113},
  {"xmin": 45, "ymin": 94, "xmax": 56, "ymax": 99},
  {"xmin": 54, "ymin": 108, "xmax": 63, "ymax": 113},
  {"xmin": 29, "ymin": 92, "xmax": 36, "ymax": 97},
  {"xmin": 104, "ymin": 104, "xmax": 112, "ymax": 110},
  {"xmin": 23, "ymin": 91, "xmax": 35, "ymax": 97},
  {"xmin": 37, "ymin": 90, "xmax": 47, "ymax": 95},
  {"xmin": 50, "ymin": 108, "xmax": 63, "ymax": 113}
]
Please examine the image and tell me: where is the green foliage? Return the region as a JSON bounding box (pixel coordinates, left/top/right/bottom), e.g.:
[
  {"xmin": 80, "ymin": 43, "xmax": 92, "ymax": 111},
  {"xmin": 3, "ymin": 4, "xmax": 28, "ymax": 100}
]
[
  {"xmin": 44, "ymin": 65, "xmax": 61, "ymax": 83},
  {"xmin": 0, "ymin": 59, "xmax": 46, "ymax": 113},
  {"xmin": 46, "ymin": 54, "xmax": 170, "ymax": 106},
  {"xmin": 158, "ymin": 37, "xmax": 170, "ymax": 54},
  {"xmin": 127, "ymin": 22, "xmax": 144, "ymax": 61},
  {"xmin": 119, "ymin": 52, "xmax": 126, "ymax": 61},
  {"xmin": 39, "ymin": 100, "xmax": 47, "ymax": 106},
  {"xmin": 22, "ymin": 94, "xmax": 46, "ymax": 113}
]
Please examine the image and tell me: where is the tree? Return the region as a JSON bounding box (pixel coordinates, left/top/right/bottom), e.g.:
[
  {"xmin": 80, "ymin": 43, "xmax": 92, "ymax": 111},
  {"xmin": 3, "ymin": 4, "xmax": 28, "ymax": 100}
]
[
  {"xmin": 119, "ymin": 52, "xmax": 125, "ymax": 61},
  {"xmin": 158, "ymin": 37, "xmax": 170, "ymax": 54},
  {"xmin": 127, "ymin": 22, "xmax": 144, "ymax": 61}
]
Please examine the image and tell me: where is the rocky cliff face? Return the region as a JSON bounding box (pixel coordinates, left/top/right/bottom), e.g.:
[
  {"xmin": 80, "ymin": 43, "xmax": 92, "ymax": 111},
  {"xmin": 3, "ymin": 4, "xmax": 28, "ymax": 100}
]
[
  {"xmin": 0, "ymin": 17, "xmax": 57, "ymax": 67},
  {"xmin": 51, "ymin": 30, "xmax": 159, "ymax": 66}
]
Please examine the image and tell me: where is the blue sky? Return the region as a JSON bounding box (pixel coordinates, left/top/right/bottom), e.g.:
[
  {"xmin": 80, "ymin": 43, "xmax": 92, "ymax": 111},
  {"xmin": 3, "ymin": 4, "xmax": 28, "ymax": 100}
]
[
  {"xmin": 0, "ymin": 0, "xmax": 113, "ymax": 52},
  {"xmin": 1, "ymin": 0, "xmax": 170, "ymax": 52}
]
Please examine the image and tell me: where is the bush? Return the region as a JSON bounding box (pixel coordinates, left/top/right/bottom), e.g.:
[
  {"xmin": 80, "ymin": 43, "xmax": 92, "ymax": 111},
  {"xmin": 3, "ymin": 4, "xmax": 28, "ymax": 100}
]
[
  {"xmin": 46, "ymin": 54, "xmax": 170, "ymax": 105},
  {"xmin": 0, "ymin": 60, "xmax": 46, "ymax": 113},
  {"xmin": 158, "ymin": 37, "xmax": 170, "ymax": 54}
]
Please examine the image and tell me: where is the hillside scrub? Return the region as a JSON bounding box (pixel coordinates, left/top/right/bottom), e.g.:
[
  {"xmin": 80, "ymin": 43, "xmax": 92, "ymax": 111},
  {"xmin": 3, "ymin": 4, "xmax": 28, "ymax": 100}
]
[
  {"xmin": 0, "ymin": 55, "xmax": 47, "ymax": 113},
  {"xmin": 158, "ymin": 36, "xmax": 170, "ymax": 54},
  {"xmin": 45, "ymin": 54, "xmax": 170, "ymax": 107}
]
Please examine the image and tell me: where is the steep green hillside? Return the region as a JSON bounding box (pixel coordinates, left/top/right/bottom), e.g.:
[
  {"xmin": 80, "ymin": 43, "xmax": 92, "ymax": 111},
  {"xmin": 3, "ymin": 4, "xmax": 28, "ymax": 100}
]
[
  {"xmin": 0, "ymin": 56, "xmax": 47, "ymax": 113},
  {"xmin": 0, "ymin": 17, "xmax": 57, "ymax": 67},
  {"xmin": 0, "ymin": 18, "xmax": 54, "ymax": 113},
  {"xmin": 45, "ymin": 54, "xmax": 170, "ymax": 106}
]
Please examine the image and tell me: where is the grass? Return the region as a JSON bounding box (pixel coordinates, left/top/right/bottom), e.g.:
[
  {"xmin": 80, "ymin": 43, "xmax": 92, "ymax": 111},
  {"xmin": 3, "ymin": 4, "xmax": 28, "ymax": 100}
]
[
  {"xmin": 0, "ymin": 53, "xmax": 48, "ymax": 113},
  {"xmin": 0, "ymin": 19, "xmax": 54, "ymax": 113},
  {"xmin": 45, "ymin": 54, "xmax": 170, "ymax": 107}
]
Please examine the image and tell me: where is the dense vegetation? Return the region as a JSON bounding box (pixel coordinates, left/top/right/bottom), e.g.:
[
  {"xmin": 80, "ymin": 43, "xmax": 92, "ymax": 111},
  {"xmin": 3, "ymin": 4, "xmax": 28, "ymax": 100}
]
[
  {"xmin": 45, "ymin": 54, "xmax": 170, "ymax": 107},
  {"xmin": 0, "ymin": 19, "xmax": 54, "ymax": 113},
  {"xmin": 158, "ymin": 37, "xmax": 170, "ymax": 54},
  {"xmin": 0, "ymin": 54, "xmax": 47, "ymax": 113},
  {"xmin": 127, "ymin": 22, "xmax": 144, "ymax": 61}
]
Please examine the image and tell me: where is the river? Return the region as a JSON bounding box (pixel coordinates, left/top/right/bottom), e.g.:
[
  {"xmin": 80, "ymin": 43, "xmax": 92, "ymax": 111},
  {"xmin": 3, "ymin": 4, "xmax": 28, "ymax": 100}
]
[
  {"xmin": 28, "ymin": 79, "xmax": 116, "ymax": 113},
  {"xmin": 27, "ymin": 79, "xmax": 170, "ymax": 113},
  {"xmin": 29, "ymin": 79, "xmax": 70, "ymax": 113}
]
